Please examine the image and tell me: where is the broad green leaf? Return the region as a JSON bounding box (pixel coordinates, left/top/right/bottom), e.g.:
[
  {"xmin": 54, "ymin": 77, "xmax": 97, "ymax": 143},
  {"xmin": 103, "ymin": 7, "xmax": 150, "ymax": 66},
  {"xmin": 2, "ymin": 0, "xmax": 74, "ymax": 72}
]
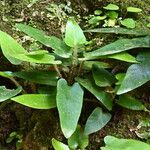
[
  {"xmin": 106, "ymin": 11, "xmax": 118, "ymax": 19},
  {"xmin": 13, "ymin": 52, "xmax": 61, "ymax": 64},
  {"xmin": 0, "ymin": 30, "xmax": 60, "ymax": 64},
  {"xmin": 147, "ymin": 23, "xmax": 150, "ymax": 28},
  {"xmin": 16, "ymin": 24, "xmax": 71, "ymax": 58},
  {"xmin": 84, "ymin": 36, "xmax": 150, "ymax": 59},
  {"xmin": 0, "ymin": 30, "xmax": 26, "ymax": 65},
  {"xmin": 103, "ymin": 135, "xmax": 150, "ymax": 150},
  {"xmin": 13, "ymin": 71, "xmax": 58, "ymax": 86},
  {"xmin": 84, "ymin": 107, "xmax": 111, "ymax": 135},
  {"xmin": 68, "ymin": 125, "xmax": 89, "ymax": 149},
  {"xmin": 64, "ymin": 18, "xmax": 87, "ymax": 47},
  {"xmin": 127, "ymin": 7, "xmax": 142, "ymax": 13},
  {"xmin": 85, "ymin": 28, "xmax": 150, "ymax": 36},
  {"xmin": 92, "ymin": 65, "xmax": 116, "ymax": 87},
  {"xmin": 57, "ymin": 79, "xmax": 84, "ymax": 138},
  {"xmin": 0, "ymin": 86, "xmax": 22, "ymax": 102},
  {"xmin": 83, "ymin": 61, "xmax": 110, "ymax": 70},
  {"xmin": 76, "ymin": 77, "xmax": 113, "ymax": 110},
  {"xmin": 52, "ymin": 138, "xmax": 70, "ymax": 150},
  {"xmin": 107, "ymin": 52, "xmax": 138, "ymax": 63},
  {"xmin": 11, "ymin": 94, "xmax": 56, "ymax": 109},
  {"xmin": 0, "ymin": 71, "xmax": 13, "ymax": 78},
  {"xmin": 117, "ymin": 94, "xmax": 146, "ymax": 110},
  {"xmin": 103, "ymin": 4, "xmax": 119, "ymax": 10},
  {"xmin": 117, "ymin": 52, "xmax": 150, "ymax": 94},
  {"xmin": 121, "ymin": 18, "xmax": 136, "ymax": 29}
]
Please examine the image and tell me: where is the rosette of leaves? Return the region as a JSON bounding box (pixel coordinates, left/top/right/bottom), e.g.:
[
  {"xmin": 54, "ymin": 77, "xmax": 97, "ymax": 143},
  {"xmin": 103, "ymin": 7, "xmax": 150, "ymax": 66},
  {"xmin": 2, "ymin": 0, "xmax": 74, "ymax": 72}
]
[{"xmin": 0, "ymin": 17, "xmax": 150, "ymax": 149}]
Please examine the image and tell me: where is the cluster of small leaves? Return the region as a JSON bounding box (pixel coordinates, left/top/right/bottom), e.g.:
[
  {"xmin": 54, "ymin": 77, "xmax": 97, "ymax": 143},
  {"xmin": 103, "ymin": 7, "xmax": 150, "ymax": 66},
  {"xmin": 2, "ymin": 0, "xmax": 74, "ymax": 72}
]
[
  {"xmin": 86, "ymin": 3, "xmax": 142, "ymax": 28},
  {"xmin": 0, "ymin": 14, "xmax": 150, "ymax": 149}
]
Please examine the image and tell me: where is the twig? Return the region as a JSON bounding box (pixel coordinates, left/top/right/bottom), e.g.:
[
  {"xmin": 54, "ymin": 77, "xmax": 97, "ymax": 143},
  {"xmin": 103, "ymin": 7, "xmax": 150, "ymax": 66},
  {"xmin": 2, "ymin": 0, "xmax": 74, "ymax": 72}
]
[
  {"xmin": 9, "ymin": 77, "xmax": 26, "ymax": 94},
  {"xmin": 53, "ymin": 64, "xmax": 62, "ymax": 78}
]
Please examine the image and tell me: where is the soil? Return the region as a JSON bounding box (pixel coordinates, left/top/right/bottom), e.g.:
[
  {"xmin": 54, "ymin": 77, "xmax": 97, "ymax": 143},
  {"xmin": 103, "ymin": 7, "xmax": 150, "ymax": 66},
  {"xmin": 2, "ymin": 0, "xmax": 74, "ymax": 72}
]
[{"xmin": 0, "ymin": 0, "xmax": 150, "ymax": 150}]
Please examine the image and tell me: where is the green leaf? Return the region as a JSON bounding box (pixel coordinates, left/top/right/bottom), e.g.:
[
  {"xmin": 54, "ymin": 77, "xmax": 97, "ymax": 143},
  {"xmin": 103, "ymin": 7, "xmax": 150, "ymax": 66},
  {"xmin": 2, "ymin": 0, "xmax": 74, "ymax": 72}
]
[
  {"xmin": 0, "ymin": 30, "xmax": 61, "ymax": 64},
  {"xmin": 0, "ymin": 86, "xmax": 22, "ymax": 102},
  {"xmin": 11, "ymin": 94, "xmax": 56, "ymax": 109},
  {"xmin": 56, "ymin": 79, "xmax": 84, "ymax": 138},
  {"xmin": 127, "ymin": 7, "xmax": 142, "ymax": 13},
  {"xmin": 16, "ymin": 24, "xmax": 71, "ymax": 58},
  {"xmin": 47, "ymin": 36, "xmax": 72, "ymax": 58},
  {"xmin": 121, "ymin": 18, "xmax": 136, "ymax": 29},
  {"xmin": 84, "ymin": 36, "xmax": 150, "ymax": 59},
  {"xmin": 117, "ymin": 94, "xmax": 146, "ymax": 110},
  {"xmin": 88, "ymin": 16, "xmax": 107, "ymax": 25},
  {"xmin": 84, "ymin": 107, "xmax": 111, "ymax": 135},
  {"xmin": 13, "ymin": 71, "xmax": 58, "ymax": 86},
  {"xmin": 52, "ymin": 138, "xmax": 70, "ymax": 150},
  {"xmin": 83, "ymin": 61, "xmax": 110, "ymax": 70},
  {"xmin": 85, "ymin": 28, "xmax": 150, "ymax": 36},
  {"xmin": 24, "ymin": 50, "xmax": 48, "ymax": 56},
  {"xmin": 92, "ymin": 65, "xmax": 116, "ymax": 87},
  {"xmin": 64, "ymin": 18, "xmax": 87, "ymax": 47},
  {"xmin": 0, "ymin": 30, "xmax": 26, "ymax": 65},
  {"xmin": 107, "ymin": 52, "xmax": 138, "ymax": 63},
  {"xmin": 76, "ymin": 77, "xmax": 113, "ymax": 111},
  {"xmin": 68, "ymin": 125, "xmax": 89, "ymax": 149},
  {"xmin": 13, "ymin": 52, "xmax": 61, "ymax": 64},
  {"xmin": 94, "ymin": 10, "xmax": 102, "ymax": 15},
  {"xmin": 106, "ymin": 11, "xmax": 118, "ymax": 19},
  {"xmin": 117, "ymin": 52, "xmax": 150, "ymax": 94},
  {"xmin": 0, "ymin": 71, "xmax": 13, "ymax": 78},
  {"xmin": 103, "ymin": 4, "xmax": 119, "ymax": 10},
  {"xmin": 102, "ymin": 136, "xmax": 150, "ymax": 150}
]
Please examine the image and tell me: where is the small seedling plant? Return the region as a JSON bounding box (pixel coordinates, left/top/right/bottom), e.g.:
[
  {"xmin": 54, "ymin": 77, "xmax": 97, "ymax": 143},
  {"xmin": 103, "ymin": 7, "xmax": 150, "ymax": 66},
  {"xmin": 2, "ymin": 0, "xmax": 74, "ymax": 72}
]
[
  {"xmin": 87, "ymin": 3, "xmax": 142, "ymax": 28},
  {"xmin": 0, "ymin": 17, "xmax": 150, "ymax": 149}
]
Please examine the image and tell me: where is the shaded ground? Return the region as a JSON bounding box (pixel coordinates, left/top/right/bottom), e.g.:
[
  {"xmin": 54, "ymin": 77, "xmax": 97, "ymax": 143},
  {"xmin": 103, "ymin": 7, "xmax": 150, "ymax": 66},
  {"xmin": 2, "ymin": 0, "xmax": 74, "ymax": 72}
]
[{"xmin": 0, "ymin": 0, "xmax": 150, "ymax": 150}]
